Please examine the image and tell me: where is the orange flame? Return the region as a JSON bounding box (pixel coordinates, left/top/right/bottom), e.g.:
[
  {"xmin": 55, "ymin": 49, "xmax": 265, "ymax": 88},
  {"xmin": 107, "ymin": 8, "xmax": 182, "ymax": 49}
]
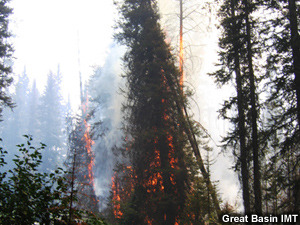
[
  {"xmin": 82, "ymin": 92, "xmax": 95, "ymax": 187},
  {"xmin": 111, "ymin": 72, "xmax": 180, "ymax": 223},
  {"xmin": 179, "ymin": 37, "xmax": 184, "ymax": 88},
  {"xmin": 111, "ymin": 165, "xmax": 135, "ymax": 219},
  {"xmin": 179, "ymin": 0, "xmax": 184, "ymax": 90},
  {"xmin": 111, "ymin": 173, "xmax": 123, "ymax": 219},
  {"xmin": 145, "ymin": 216, "xmax": 154, "ymax": 225}
]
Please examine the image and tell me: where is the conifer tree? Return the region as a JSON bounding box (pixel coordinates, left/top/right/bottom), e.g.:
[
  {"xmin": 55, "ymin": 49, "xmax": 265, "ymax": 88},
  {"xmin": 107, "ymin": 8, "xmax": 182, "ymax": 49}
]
[
  {"xmin": 27, "ymin": 79, "xmax": 40, "ymax": 143},
  {"xmin": 262, "ymin": 0, "xmax": 300, "ymax": 213},
  {"xmin": 210, "ymin": 0, "xmax": 263, "ymax": 214},
  {"xmin": 112, "ymin": 0, "xmax": 193, "ymax": 224},
  {"xmin": 0, "ymin": 70, "xmax": 30, "ymax": 169},
  {"xmin": 181, "ymin": 132, "xmax": 219, "ymax": 224},
  {"xmin": 38, "ymin": 68, "xmax": 65, "ymax": 172},
  {"xmin": 65, "ymin": 115, "xmax": 99, "ymax": 216},
  {"xmin": 0, "ymin": 0, "xmax": 14, "ymax": 120},
  {"xmin": 211, "ymin": 0, "xmax": 250, "ymax": 213},
  {"xmin": 64, "ymin": 87, "xmax": 99, "ymax": 216}
]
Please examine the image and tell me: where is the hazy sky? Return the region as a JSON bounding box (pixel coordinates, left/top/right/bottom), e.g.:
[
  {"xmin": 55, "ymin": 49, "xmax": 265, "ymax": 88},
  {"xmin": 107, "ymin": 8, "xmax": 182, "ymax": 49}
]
[{"xmin": 9, "ymin": 0, "xmax": 116, "ymax": 109}]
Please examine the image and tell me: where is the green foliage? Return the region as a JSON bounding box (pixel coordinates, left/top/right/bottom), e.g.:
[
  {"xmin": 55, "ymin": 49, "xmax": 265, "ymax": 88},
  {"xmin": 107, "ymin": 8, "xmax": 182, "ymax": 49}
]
[
  {"xmin": 181, "ymin": 176, "xmax": 215, "ymax": 225},
  {"xmin": 0, "ymin": 135, "xmax": 64, "ymax": 224},
  {"xmin": 0, "ymin": 0, "xmax": 14, "ymax": 119},
  {"xmin": 0, "ymin": 135, "xmax": 107, "ymax": 225},
  {"xmin": 38, "ymin": 68, "xmax": 66, "ymax": 173},
  {"xmin": 211, "ymin": 0, "xmax": 300, "ymax": 215},
  {"xmin": 210, "ymin": 0, "xmax": 266, "ymax": 214},
  {"xmin": 0, "ymin": 70, "xmax": 31, "ymax": 156},
  {"xmin": 0, "ymin": 67, "xmax": 67, "ymax": 174}
]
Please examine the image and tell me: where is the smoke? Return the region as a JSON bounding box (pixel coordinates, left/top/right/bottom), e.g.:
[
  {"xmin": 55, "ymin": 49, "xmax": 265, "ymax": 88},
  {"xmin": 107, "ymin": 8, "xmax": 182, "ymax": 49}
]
[
  {"xmin": 88, "ymin": 42, "xmax": 126, "ymax": 210},
  {"xmin": 158, "ymin": 0, "xmax": 241, "ymax": 207},
  {"xmin": 88, "ymin": 0, "xmax": 241, "ymax": 211}
]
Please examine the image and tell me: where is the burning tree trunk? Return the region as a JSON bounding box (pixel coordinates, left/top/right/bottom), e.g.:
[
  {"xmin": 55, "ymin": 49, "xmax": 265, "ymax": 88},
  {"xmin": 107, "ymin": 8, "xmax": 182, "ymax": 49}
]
[
  {"xmin": 171, "ymin": 83, "xmax": 222, "ymax": 217},
  {"xmin": 64, "ymin": 88, "xmax": 99, "ymax": 217},
  {"xmin": 175, "ymin": 0, "xmax": 221, "ymax": 218},
  {"xmin": 179, "ymin": 0, "xmax": 184, "ymax": 89}
]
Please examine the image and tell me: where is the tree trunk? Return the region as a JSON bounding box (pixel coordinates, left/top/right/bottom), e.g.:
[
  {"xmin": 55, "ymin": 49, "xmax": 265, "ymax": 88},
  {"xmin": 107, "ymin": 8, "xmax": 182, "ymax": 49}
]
[
  {"xmin": 68, "ymin": 152, "xmax": 76, "ymax": 225},
  {"xmin": 165, "ymin": 70, "xmax": 221, "ymax": 217},
  {"xmin": 244, "ymin": 0, "xmax": 262, "ymax": 215},
  {"xmin": 287, "ymin": 0, "xmax": 300, "ymax": 215},
  {"xmin": 288, "ymin": 0, "xmax": 300, "ymax": 126},
  {"xmin": 179, "ymin": 0, "xmax": 184, "ymax": 90},
  {"xmin": 231, "ymin": 0, "xmax": 251, "ymax": 214}
]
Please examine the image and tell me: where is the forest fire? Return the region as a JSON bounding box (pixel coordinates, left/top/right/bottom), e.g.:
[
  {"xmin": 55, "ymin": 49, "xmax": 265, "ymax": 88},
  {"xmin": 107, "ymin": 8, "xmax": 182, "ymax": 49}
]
[
  {"xmin": 111, "ymin": 173, "xmax": 123, "ymax": 219},
  {"xmin": 111, "ymin": 165, "xmax": 135, "ymax": 219},
  {"xmin": 83, "ymin": 118, "xmax": 95, "ymax": 186},
  {"xmin": 81, "ymin": 91, "xmax": 95, "ymax": 187},
  {"xmin": 179, "ymin": 37, "xmax": 184, "ymax": 87},
  {"xmin": 108, "ymin": 0, "xmax": 189, "ymax": 222},
  {"xmin": 179, "ymin": 0, "xmax": 184, "ymax": 88},
  {"xmin": 145, "ymin": 140, "xmax": 165, "ymax": 193},
  {"xmin": 111, "ymin": 78, "xmax": 180, "ymax": 224}
]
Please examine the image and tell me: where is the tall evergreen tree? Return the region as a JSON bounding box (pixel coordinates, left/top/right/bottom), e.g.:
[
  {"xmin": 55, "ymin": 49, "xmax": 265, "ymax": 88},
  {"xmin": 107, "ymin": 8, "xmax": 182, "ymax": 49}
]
[
  {"xmin": 112, "ymin": 0, "xmax": 194, "ymax": 224},
  {"xmin": 64, "ymin": 87, "xmax": 99, "ymax": 216},
  {"xmin": 27, "ymin": 79, "xmax": 40, "ymax": 142},
  {"xmin": 243, "ymin": 0, "xmax": 262, "ymax": 214},
  {"xmin": 210, "ymin": 0, "xmax": 263, "ymax": 214},
  {"xmin": 211, "ymin": 0, "xmax": 250, "ymax": 213},
  {"xmin": 13, "ymin": 70, "xmax": 30, "ymax": 137},
  {"xmin": 0, "ymin": 70, "xmax": 30, "ymax": 169},
  {"xmin": 38, "ymin": 67, "xmax": 65, "ymax": 172},
  {"xmin": 262, "ymin": 0, "xmax": 300, "ymax": 213},
  {"xmin": 0, "ymin": 69, "xmax": 30, "ymax": 135},
  {"xmin": 0, "ymin": 0, "xmax": 14, "ymax": 120}
]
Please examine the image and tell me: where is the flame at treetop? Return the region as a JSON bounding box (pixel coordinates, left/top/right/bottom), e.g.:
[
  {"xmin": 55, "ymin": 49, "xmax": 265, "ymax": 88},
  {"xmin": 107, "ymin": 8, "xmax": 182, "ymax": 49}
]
[
  {"xmin": 179, "ymin": 0, "xmax": 184, "ymax": 89},
  {"xmin": 179, "ymin": 34, "xmax": 184, "ymax": 88}
]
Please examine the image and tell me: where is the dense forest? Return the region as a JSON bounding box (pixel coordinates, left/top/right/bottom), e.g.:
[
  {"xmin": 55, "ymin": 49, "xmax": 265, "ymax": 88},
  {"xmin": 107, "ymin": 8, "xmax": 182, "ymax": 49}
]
[{"xmin": 0, "ymin": 0, "xmax": 299, "ymax": 224}]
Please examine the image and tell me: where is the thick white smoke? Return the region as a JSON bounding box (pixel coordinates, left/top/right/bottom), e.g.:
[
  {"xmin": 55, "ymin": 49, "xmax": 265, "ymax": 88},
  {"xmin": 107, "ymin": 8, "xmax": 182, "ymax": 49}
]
[{"xmin": 88, "ymin": 42, "xmax": 126, "ymax": 210}]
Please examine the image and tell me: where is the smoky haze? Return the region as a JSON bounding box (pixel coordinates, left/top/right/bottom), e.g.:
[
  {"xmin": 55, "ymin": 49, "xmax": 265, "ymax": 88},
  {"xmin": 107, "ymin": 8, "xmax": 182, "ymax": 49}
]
[
  {"xmin": 158, "ymin": 0, "xmax": 241, "ymax": 207},
  {"xmin": 86, "ymin": 0, "xmax": 240, "ymax": 210},
  {"xmin": 1, "ymin": 0, "xmax": 241, "ymax": 214},
  {"xmin": 88, "ymin": 43, "xmax": 126, "ymax": 210}
]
